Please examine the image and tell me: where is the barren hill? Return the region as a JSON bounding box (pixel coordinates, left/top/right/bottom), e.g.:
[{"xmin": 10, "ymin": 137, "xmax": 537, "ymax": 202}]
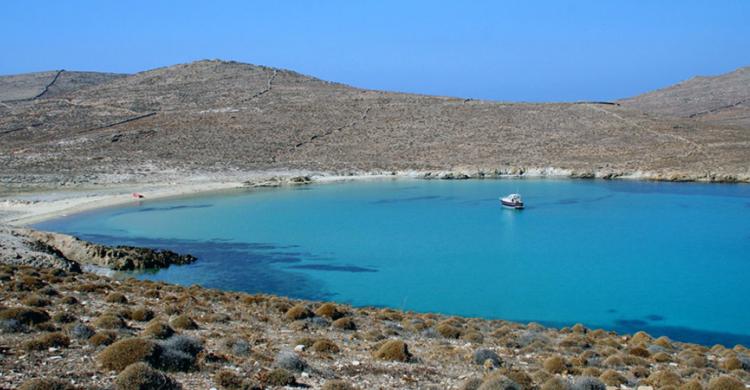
[
  {"xmin": 0, "ymin": 70, "xmax": 126, "ymax": 102},
  {"xmin": 619, "ymin": 66, "xmax": 750, "ymax": 128},
  {"xmin": 1, "ymin": 60, "xmax": 749, "ymax": 187}
]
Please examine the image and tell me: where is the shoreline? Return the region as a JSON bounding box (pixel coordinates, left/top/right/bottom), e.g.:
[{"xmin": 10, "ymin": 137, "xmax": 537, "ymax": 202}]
[{"xmin": 2, "ymin": 167, "xmax": 749, "ymax": 226}]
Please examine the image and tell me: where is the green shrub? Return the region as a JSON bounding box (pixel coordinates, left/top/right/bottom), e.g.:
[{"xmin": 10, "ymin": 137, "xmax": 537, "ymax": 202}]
[
  {"xmin": 170, "ymin": 314, "xmax": 198, "ymax": 330},
  {"xmin": 373, "ymin": 340, "xmax": 411, "ymax": 362},
  {"xmin": 23, "ymin": 332, "xmax": 70, "ymax": 351},
  {"xmin": 0, "ymin": 307, "xmax": 50, "ymax": 325},
  {"xmin": 98, "ymin": 338, "xmax": 161, "ymax": 372},
  {"xmin": 115, "ymin": 362, "xmax": 181, "ymax": 390}
]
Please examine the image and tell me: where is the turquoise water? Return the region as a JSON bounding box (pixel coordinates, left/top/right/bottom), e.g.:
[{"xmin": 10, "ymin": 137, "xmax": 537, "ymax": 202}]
[{"xmin": 35, "ymin": 179, "xmax": 750, "ymax": 346}]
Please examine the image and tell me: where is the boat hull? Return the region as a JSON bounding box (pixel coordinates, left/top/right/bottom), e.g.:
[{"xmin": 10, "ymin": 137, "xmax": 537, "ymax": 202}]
[{"xmin": 501, "ymin": 200, "xmax": 524, "ymax": 209}]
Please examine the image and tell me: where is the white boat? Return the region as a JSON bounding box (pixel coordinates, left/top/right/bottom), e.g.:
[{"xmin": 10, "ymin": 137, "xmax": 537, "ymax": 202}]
[{"xmin": 500, "ymin": 193, "xmax": 524, "ymax": 209}]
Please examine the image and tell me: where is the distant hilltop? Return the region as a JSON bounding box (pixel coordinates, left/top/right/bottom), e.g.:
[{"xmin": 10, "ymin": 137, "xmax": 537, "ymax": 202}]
[{"xmin": 1, "ymin": 59, "xmax": 749, "ymax": 187}]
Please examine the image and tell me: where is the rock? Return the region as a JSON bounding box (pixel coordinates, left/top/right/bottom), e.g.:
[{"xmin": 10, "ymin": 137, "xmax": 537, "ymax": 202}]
[
  {"xmin": 17, "ymin": 228, "xmax": 196, "ymax": 270},
  {"xmin": 473, "ymin": 349, "xmax": 502, "ymax": 367},
  {"xmin": 288, "ymin": 176, "xmax": 312, "ymax": 185},
  {"xmin": 275, "ymin": 350, "xmax": 307, "ymax": 372}
]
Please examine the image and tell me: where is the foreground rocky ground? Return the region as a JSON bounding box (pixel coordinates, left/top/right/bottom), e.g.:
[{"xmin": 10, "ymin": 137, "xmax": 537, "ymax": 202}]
[{"xmin": 1, "ymin": 260, "xmax": 749, "ymax": 389}]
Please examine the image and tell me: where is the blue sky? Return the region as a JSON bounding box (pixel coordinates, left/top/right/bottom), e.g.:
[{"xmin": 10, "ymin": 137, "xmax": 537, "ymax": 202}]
[{"xmin": 1, "ymin": 1, "xmax": 749, "ymax": 102}]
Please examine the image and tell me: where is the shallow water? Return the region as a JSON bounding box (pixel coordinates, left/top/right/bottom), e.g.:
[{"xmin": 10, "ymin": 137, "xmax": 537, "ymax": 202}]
[{"xmin": 35, "ymin": 179, "xmax": 750, "ymax": 346}]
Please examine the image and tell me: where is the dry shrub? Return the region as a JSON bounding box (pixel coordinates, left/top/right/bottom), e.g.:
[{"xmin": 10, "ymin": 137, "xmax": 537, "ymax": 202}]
[
  {"xmin": 707, "ymin": 376, "xmax": 744, "ymax": 390},
  {"xmin": 89, "ymin": 331, "xmax": 118, "ymax": 346},
  {"xmin": 311, "ymin": 338, "xmax": 340, "ymax": 354},
  {"xmin": 373, "ymin": 340, "xmax": 411, "ymax": 362},
  {"xmin": 170, "ymin": 314, "xmax": 198, "ymax": 330},
  {"xmin": 332, "ymin": 317, "xmax": 357, "ymax": 330},
  {"xmin": 629, "ymin": 346, "xmax": 651, "ymax": 357},
  {"xmin": 541, "ymin": 377, "xmax": 570, "ymax": 390},
  {"xmin": 263, "ymin": 368, "xmax": 296, "ymax": 386},
  {"xmin": 653, "ymin": 351, "xmax": 672, "ymax": 362},
  {"xmin": 18, "ymin": 378, "xmax": 76, "ymax": 390},
  {"xmin": 98, "ymin": 338, "xmax": 161, "ymax": 372},
  {"xmin": 315, "ymin": 302, "xmax": 345, "ymax": 320},
  {"xmin": 23, "ymin": 332, "xmax": 70, "ymax": 351},
  {"xmin": 93, "ymin": 314, "xmax": 127, "ymax": 329},
  {"xmin": 105, "ymin": 292, "xmax": 128, "ymax": 304},
  {"xmin": 142, "ymin": 321, "xmax": 175, "ymax": 339},
  {"xmin": 680, "ymin": 379, "xmax": 704, "ymax": 390},
  {"xmin": 131, "ymin": 307, "xmax": 155, "ymax": 322},
  {"xmin": 462, "ymin": 330, "xmax": 485, "ymax": 344},
  {"xmin": 21, "ymin": 294, "xmax": 51, "ymax": 307},
  {"xmin": 599, "ymin": 370, "xmax": 627, "ymax": 386},
  {"xmin": 322, "ymin": 380, "xmax": 359, "ymax": 390},
  {"xmin": 284, "ymin": 304, "xmax": 313, "ymax": 321},
  {"xmin": 0, "ymin": 307, "xmax": 50, "ymax": 325},
  {"xmin": 647, "ymin": 370, "xmax": 683, "ymax": 388},
  {"xmin": 436, "ymin": 322, "xmax": 462, "ymax": 339},
  {"xmin": 544, "ymin": 356, "xmax": 567, "ymax": 374},
  {"xmin": 115, "ymin": 362, "xmax": 181, "ymax": 390}
]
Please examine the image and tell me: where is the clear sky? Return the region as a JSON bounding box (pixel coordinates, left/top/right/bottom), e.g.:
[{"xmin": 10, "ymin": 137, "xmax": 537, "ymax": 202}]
[{"xmin": 1, "ymin": 1, "xmax": 749, "ymax": 102}]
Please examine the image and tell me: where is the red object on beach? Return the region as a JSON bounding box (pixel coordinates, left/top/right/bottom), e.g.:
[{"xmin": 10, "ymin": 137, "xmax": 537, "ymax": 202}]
[{"xmin": 132, "ymin": 192, "xmax": 144, "ymax": 199}]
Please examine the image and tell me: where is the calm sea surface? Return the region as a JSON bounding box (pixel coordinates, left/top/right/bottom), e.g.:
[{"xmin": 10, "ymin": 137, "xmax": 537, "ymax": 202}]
[{"xmin": 35, "ymin": 179, "xmax": 750, "ymax": 346}]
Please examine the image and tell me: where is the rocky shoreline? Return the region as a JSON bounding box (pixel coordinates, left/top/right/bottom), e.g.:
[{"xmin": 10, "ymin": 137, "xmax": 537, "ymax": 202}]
[{"xmin": 0, "ymin": 226, "xmax": 195, "ymax": 272}]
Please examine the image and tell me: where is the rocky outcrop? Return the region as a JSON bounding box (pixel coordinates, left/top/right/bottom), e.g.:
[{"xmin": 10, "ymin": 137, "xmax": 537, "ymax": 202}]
[
  {"xmin": 0, "ymin": 226, "xmax": 81, "ymax": 272},
  {"xmin": 2, "ymin": 227, "xmax": 195, "ymax": 271}
]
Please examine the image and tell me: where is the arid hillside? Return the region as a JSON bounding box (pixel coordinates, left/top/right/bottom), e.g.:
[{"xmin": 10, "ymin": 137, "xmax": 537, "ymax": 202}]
[
  {"xmin": 1, "ymin": 60, "xmax": 749, "ymax": 187},
  {"xmin": 619, "ymin": 66, "xmax": 750, "ymax": 128}
]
